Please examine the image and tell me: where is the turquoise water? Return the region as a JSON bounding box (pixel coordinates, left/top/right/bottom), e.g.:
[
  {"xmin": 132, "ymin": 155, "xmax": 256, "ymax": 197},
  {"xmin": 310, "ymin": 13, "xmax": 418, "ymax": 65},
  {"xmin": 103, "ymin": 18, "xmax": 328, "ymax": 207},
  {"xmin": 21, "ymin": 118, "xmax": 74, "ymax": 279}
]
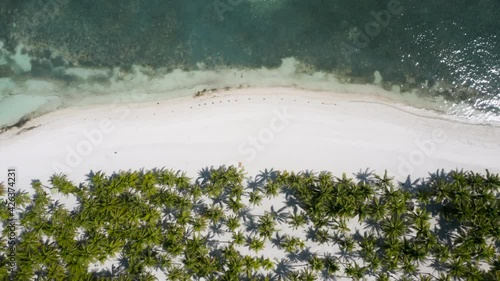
[{"xmin": 0, "ymin": 0, "xmax": 499, "ymax": 128}]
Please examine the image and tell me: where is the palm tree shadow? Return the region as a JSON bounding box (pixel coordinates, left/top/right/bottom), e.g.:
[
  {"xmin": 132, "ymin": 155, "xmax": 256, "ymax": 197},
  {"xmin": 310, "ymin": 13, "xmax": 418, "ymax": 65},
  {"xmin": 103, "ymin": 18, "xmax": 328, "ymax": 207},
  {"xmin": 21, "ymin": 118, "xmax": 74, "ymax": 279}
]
[
  {"xmin": 434, "ymin": 216, "xmax": 460, "ymax": 247},
  {"xmin": 354, "ymin": 168, "xmax": 376, "ymax": 185},
  {"xmin": 48, "ymin": 200, "xmax": 65, "ymax": 213},
  {"xmin": 270, "ymin": 205, "xmax": 289, "ymax": 225},
  {"xmin": 196, "ymin": 166, "xmax": 213, "ymax": 186},
  {"xmin": 290, "ymin": 247, "xmax": 313, "ymax": 263},
  {"xmin": 284, "ymin": 196, "xmax": 300, "ymax": 209},
  {"xmin": 255, "ymin": 168, "xmax": 278, "ymax": 185},
  {"xmin": 117, "ymin": 254, "xmax": 130, "ymax": 273},
  {"xmin": 212, "ymin": 194, "xmax": 226, "ymax": 207},
  {"xmin": 352, "ymin": 230, "xmax": 363, "ymax": 243},
  {"xmin": 246, "ymin": 178, "xmax": 261, "ymax": 192},
  {"xmin": 273, "ymin": 258, "xmax": 294, "ymax": 280},
  {"xmin": 299, "ymin": 248, "xmax": 315, "ymax": 261},
  {"xmin": 429, "ymin": 258, "xmax": 447, "ymax": 273},
  {"xmin": 302, "ymin": 170, "xmax": 316, "ymax": 178},
  {"xmin": 398, "ymin": 175, "xmax": 421, "ymax": 195},
  {"xmin": 364, "ymin": 218, "xmax": 382, "ymax": 236},
  {"xmin": 271, "ymin": 232, "xmax": 286, "ymax": 249},
  {"xmin": 209, "ymin": 223, "xmax": 226, "ymax": 238},
  {"xmin": 238, "ymin": 206, "xmax": 254, "ymax": 222},
  {"xmin": 192, "ymin": 199, "xmax": 207, "ymax": 215},
  {"xmin": 427, "ymin": 169, "xmax": 453, "ymax": 183},
  {"xmin": 93, "ymin": 264, "xmax": 125, "ymax": 278},
  {"xmin": 244, "ymin": 217, "xmax": 259, "ymax": 235},
  {"xmin": 305, "ymin": 226, "xmax": 318, "ymax": 242},
  {"xmin": 286, "ymin": 250, "xmax": 301, "ymax": 263}
]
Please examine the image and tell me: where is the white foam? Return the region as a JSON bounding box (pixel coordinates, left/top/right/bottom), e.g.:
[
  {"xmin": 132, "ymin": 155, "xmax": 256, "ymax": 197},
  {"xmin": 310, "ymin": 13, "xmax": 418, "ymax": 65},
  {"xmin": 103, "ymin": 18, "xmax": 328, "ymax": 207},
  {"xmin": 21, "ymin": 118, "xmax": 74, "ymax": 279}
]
[
  {"xmin": 373, "ymin": 70, "xmax": 383, "ymax": 84},
  {"xmin": 0, "ymin": 78, "xmax": 17, "ymax": 95},
  {"xmin": 0, "ymin": 94, "xmax": 62, "ymax": 127},
  {"xmin": 10, "ymin": 44, "xmax": 32, "ymax": 73},
  {"xmin": 0, "ymin": 56, "xmax": 496, "ymax": 128},
  {"xmin": 65, "ymin": 67, "xmax": 111, "ymax": 80},
  {"xmin": 24, "ymin": 80, "xmax": 59, "ymax": 95}
]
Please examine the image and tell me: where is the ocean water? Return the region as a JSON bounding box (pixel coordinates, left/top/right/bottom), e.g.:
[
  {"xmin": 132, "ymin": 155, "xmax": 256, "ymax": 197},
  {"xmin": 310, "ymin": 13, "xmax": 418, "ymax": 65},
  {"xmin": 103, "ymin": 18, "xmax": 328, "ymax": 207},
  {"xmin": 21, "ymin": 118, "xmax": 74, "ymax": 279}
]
[{"xmin": 0, "ymin": 0, "xmax": 499, "ymax": 128}]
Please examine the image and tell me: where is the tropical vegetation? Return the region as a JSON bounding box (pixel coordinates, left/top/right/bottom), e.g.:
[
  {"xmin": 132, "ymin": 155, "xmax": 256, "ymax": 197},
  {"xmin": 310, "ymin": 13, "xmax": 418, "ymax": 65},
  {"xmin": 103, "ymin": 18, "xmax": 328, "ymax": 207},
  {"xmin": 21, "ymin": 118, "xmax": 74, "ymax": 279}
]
[{"xmin": 1, "ymin": 167, "xmax": 499, "ymax": 280}]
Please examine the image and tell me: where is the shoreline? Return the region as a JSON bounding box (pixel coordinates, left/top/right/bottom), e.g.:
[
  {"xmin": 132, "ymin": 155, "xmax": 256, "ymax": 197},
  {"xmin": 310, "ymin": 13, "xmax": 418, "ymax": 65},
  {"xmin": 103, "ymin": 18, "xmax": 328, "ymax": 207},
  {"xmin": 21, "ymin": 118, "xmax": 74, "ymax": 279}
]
[
  {"xmin": 2, "ymin": 86, "xmax": 499, "ymax": 138},
  {"xmin": 2, "ymin": 58, "xmax": 499, "ymax": 131},
  {"xmin": 1, "ymin": 87, "xmax": 499, "ymax": 193}
]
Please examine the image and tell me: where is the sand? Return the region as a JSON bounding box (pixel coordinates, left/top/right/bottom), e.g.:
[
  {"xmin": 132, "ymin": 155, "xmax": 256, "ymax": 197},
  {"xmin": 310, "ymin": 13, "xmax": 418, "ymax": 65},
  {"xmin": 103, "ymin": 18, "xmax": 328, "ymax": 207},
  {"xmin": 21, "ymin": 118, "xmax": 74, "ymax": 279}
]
[
  {"xmin": 1, "ymin": 87, "xmax": 499, "ymax": 191},
  {"xmin": 1, "ymin": 86, "xmax": 500, "ymax": 279}
]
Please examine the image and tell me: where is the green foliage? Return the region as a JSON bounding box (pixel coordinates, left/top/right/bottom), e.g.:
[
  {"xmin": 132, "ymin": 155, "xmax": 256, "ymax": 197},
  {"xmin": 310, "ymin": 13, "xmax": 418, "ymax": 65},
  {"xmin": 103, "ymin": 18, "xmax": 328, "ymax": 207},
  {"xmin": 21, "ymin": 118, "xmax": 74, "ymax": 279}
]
[{"xmin": 0, "ymin": 167, "xmax": 499, "ymax": 280}]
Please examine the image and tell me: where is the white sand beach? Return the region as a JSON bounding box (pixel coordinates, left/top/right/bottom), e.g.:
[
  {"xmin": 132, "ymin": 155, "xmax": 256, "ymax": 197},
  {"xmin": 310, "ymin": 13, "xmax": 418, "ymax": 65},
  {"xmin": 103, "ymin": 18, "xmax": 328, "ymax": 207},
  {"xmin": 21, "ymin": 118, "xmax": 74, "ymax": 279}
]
[
  {"xmin": 1, "ymin": 86, "xmax": 500, "ymax": 279},
  {"xmin": 1, "ymin": 87, "xmax": 499, "ymax": 190}
]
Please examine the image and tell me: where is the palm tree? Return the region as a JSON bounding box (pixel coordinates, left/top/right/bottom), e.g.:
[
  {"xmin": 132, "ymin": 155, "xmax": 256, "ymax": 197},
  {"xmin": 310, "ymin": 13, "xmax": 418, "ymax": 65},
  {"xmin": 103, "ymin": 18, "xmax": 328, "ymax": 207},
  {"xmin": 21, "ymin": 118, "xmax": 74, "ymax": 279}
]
[
  {"xmin": 86, "ymin": 170, "xmax": 109, "ymax": 190},
  {"xmin": 411, "ymin": 208, "xmax": 431, "ymax": 236},
  {"xmin": 366, "ymin": 254, "xmax": 382, "ymax": 273},
  {"xmin": 177, "ymin": 209, "xmax": 192, "ymax": 226},
  {"xmin": 103, "ymin": 237, "xmax": 125, "ymax": 256},
  {"xmin": 374, "ymin": 171, "xmax": 394, "ymax": 191},
  {"xmin": 315, "ymin": 228, "xmax": 331, "ymax": 245},
  {"xmin": 344, "ymin": 262, "xmax": 365, "ymax": 281},
  {"xmin": 334, "ymin": 217, "xmax": 350, "ymax": 234},
  {"xmin": 298, "ymin": 268, "xmax": 317, "ymax": 281},
  {"xmin": 376, "ymin": 272, "xmax": 391, "ymax": 281},
  {"xmin": 287, "ymin": 209, "xmax": 307, "ymax": 230},
  {"xmin": 249, "ymin": 190, "xmax": 263, "ymax": 206},
  {"xmin": 242, "ymin": 255, "xmax": 260, "ymax": 279},
  {"xmin": 259, "ymin": 257, "xmax": 274, "ymax": 271},
  {"xmin": 257, "ymin": 212, "xmax": 277, "ymax": 240},
  {"xmin": 357, "ymin": 181, "xmax": 376, "ymax": 201},
  {"xmin": 39, "ymin": 241, "xmax": 59, "ymax": 265},
  {"xmin": 436, "ymin": 272, "xmax": 452, "ymax": 281},
  {"xmin": 368, "ymin": 197, "xmax": 387, "ymax": 221},
  {"xmin": 247, "ymin": 236, "xmax": 265, "ymax": 253},
  {"xmin": 226, "ymin": 197, "xmax": 245, "ymax": 214},
  {"xmin": 189, "ymin": 215, "xmax": 207, "ymax": 234},
  {"xmin": 0, "ymin": 182, "xmax": 5, "ymax": 197},
  {"xmin": 338, "ymin": 235, "xmax": 356, "ymax": 260},
  {"xmin": 417, "ymin": 274, "xmax": 433, "ymax": 281},
  {"xmin": 263, "ymin": 181, "xmax": 280, "ymax": 198},
  {"xmin": 204, "ymin": 205, "xmax": 225, "ymax": 225},
  {"xmin": 46, "ymin": 263, "xmax": 68, "ymax": 280},
  {"xmin": 433, "ymin": 244, "xmax": 451, "ymax": 264},
  {"xmin": 322, "ymin": 255, "xmax": 340, "ymax": 276},
  {"xmin": 358, "ymin": 232, "xmax": 376, "ymax": 255},
  {"xmin": 232, "ymin": 231, "xmax": 245, "ymax": 245},
  {"xmin": 222, "ymin": 247, "xmax": 244, "ymax": 279},
  {"xmin": 381, "ymin": 215, "xmax": 408, "ymax": 241},
  {"xmin": 14, "ymin": 190, "xmax": 31, "ymax": 208},
  {"xmin": 401, "ymin": 257, "xmax": 418, "ymax": 275},
  {"xmin": 307, "ymin": 254, "xmax": 324, "ymax": 272},
  {"xmin": 168, "ymin": 266, "xmax": 190, "ymax": 281},
  {"xmin": 226, "ymin": 215, "xmax": 240, "ymax": 232},
  {"xmin": 281, "ymin": 235, "xmax": 305, "ymax": 253},
  {"xmin": 447, "ymin": 256, "xmax": 468, "ymax": 280},
  {"xmin": 51, "ymin": 173, "xmax": 80, "ymax": 195},
  {"xmin": 384, "ymin": 232, "xmax": 405, "ymax": 257},
  {"xmin": 285, "ymin": 271, "xmax": 301, "ymax": 281},
  {"xmin": 0, "ymin": 202, "xmax": 10, "ymax": 221}
]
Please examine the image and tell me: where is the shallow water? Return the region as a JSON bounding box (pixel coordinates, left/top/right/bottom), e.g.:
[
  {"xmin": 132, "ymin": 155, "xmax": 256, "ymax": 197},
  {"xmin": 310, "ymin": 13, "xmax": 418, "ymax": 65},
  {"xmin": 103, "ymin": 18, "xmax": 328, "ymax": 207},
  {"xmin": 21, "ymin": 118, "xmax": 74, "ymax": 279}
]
[{"xmin": 0, "ymin": 0, "xmax": 499, "ymax": 128}]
